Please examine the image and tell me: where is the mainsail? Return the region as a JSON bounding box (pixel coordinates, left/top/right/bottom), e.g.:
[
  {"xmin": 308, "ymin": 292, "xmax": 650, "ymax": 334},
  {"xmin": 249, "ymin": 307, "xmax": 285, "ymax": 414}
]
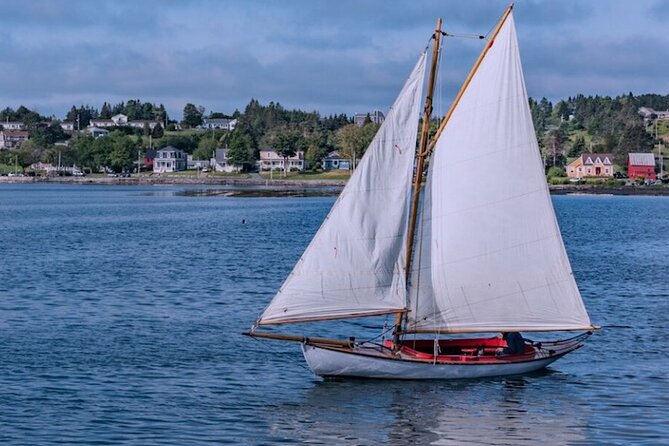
[
  {"xmin": 258, "ymin": 52, "xmax": 427, "ymax": 325},
  {"xmin": 407, "ymin": 14, "xmax": 592, "ymax": 333}
]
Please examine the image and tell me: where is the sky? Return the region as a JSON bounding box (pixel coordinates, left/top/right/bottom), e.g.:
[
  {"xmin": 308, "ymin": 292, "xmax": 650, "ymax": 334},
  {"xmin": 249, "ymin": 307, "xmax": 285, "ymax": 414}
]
[{"xmin": 0, "ymin": 0, "xmax": 667, "ymax": 121}]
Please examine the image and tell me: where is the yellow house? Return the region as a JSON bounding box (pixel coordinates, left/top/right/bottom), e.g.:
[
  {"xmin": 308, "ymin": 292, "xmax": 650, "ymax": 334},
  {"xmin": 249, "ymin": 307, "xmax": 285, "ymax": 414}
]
[{"xmin": 567, "ymin": 153, "xmax": 614, "ymax": 178}]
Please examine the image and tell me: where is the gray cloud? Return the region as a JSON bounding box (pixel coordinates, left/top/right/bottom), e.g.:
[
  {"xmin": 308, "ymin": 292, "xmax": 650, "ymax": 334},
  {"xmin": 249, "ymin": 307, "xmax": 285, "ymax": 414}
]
[{"xmin": 0, "ymin": 0, "xmax": 663, "ymax": 120}]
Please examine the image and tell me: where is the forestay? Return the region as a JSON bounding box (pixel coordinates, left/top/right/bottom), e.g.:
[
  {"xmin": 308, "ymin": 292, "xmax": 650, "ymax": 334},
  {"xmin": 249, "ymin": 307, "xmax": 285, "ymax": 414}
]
[
  {"xmin": 407, "ymin": 14, "xmax": 592, "ymax": 333},
  {"xmin": 259, "ymin": 52, "xmax": 427, "ymax": 325}
]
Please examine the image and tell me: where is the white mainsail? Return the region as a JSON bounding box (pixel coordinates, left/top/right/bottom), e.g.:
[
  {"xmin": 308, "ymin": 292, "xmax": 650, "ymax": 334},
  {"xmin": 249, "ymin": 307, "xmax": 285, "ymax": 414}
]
[
  {"xmin": 407, "ymin": 14, "xmax": 592, "ymax": 333},
  {"xmin": 259, "ymin": 52, "xmax": 427, "ymax": 325}
]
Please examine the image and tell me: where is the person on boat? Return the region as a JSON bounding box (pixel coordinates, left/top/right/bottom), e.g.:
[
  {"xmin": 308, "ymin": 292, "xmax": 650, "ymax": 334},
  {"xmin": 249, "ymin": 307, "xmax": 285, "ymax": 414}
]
[{"xmin": 497, "ymin": 332, "xmax": 526, "ymax": 355}]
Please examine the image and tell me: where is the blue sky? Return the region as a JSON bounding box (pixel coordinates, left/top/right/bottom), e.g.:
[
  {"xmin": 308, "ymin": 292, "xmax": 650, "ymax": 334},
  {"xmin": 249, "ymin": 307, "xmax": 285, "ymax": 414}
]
[{"xmin": 0, "ymin": 0, "xmax": 667, "ymax": 120}]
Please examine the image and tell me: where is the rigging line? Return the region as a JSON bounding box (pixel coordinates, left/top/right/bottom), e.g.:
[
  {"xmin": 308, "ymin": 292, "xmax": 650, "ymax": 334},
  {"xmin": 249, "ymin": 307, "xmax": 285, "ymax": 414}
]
[{"xmin": 441, "ymin": 30, "xmax": 486, "ymax": 40}]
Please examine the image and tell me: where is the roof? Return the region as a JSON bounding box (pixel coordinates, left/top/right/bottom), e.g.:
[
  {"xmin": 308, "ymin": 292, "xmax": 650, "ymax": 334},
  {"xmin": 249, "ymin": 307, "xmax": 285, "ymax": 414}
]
[
  {"xmin": 1, "ymin": 130, "xmax": 29, "ymax": 137},
  {"xmin": 580, "ymin": 153, "xmax": 613, "ymax": 165},
  {"xmin": 628, "ymin": 153, "xmax": 655, "ymax": 166},
  {"xmin": 323, "ymin": 151, "xmax": 345, "ymax": 160},
  {"xmin": 157, "ymin": 145, "xmax": 181, "ymax": 152}
]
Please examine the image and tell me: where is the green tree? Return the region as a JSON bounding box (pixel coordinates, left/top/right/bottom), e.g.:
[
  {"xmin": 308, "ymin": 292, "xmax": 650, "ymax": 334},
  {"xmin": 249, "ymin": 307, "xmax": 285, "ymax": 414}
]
[
  {"xmin": 273, "ymin": 128, "xmax": 301, "ymax": 177},
  {"xmin": 226, "ymin": 130, "xmax": 253, "ymax": 170},
  {"xmin": 182, "ymin": 103, "xmax": 204, "ymax": 128}
]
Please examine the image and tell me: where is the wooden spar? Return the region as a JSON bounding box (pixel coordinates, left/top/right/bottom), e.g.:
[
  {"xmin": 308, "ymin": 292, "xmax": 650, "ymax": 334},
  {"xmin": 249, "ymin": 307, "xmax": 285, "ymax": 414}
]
[
  {"xmin": 395, "ymin": 18, "xmax": 443, "ymax": 335},
  {"xmin": 257, "ymin": 309, "xmax": 407, "ymax": 326},
  {"xmin": 401, "ymin": 325, "xmax": 599, "ymax": 335},
  {"xmin": 243, "ymin": 331, "xmax": 354, "ymax": 348},
  {"xmin": 427, "ymin": 3, "xmax": 514, "ymax": 154}
]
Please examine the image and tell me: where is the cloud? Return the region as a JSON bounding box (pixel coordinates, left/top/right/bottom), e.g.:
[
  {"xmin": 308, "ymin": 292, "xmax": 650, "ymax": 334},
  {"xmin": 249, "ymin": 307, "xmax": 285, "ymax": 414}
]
[{"xmin": 0, "ymin": 0, "xmax": 664, "ymax": 120}]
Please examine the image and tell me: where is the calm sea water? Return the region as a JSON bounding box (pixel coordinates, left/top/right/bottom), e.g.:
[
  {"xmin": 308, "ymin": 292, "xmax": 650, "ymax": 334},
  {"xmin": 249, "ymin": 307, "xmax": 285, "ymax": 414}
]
[{"xmin": 0, "ymin": 184, "xmax": 667, "ymax": 445}]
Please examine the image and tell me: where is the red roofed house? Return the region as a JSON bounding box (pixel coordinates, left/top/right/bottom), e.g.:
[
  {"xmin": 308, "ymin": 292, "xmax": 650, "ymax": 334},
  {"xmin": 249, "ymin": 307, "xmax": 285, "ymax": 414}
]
[
  {"xmin": 627, "ymin": 153, "xmax": 656, "ymax": 180},
  {"xmin": 566, "ymin": 153, "xmax": 614, "ymax": 178}
]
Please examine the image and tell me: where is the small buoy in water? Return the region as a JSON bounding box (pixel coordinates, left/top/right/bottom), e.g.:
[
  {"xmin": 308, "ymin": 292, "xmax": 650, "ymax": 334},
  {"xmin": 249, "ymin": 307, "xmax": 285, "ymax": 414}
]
[{"xmin": 242, "ymin": 219, "xmax": 246, "ymax": 224}]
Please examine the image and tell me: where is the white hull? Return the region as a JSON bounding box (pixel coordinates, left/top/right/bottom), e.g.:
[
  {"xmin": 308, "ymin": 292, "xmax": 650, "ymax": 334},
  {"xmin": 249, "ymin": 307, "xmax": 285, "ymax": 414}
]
[{"xmin": 302, "ymin": 341, "xmax": 580, "ymax": 380}]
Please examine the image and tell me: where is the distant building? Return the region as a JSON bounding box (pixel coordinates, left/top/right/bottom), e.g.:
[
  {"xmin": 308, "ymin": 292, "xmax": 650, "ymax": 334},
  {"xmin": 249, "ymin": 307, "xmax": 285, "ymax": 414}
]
[
  {"xmin": 144, "ymin": 149, "xmax": 157, "ymax": 170},
  {"xmin": 187, "ymin": 154, "xmax": 211, "ymax": 170},
  {"xmin": 127, "ymin": 120, "xmax": 161, "ymax": 130},
  {"xmin": 1, "ymin": 121, "xmax": 24, "ymax": 130},
  {"xmin": 567, "ymin": 153, "xmax": 614, "ymax": 178},
  {"xmin": 111, "ymin": 114, "xmax": 128, "ymax": 125},
  {"xmin": 199, "ymin": 118, "xmax": 237, "ymax": 131},
  {"xmin": 353, "ymin": 110, "xmax": 385, "ymax": 127},
  {"xmin": 211, "ymin": 148, "xmax": 244, "ymax": 173},
  {"xmin": 60, "ymin": 121, "xmax": 75, "ymax": 131},
  {"xmin": 0, "ymin": 130, "xmax": 29, "ymax": 149},
  {"xmin": 154, "ymin": 146, "xmax": 187, "ymax": 173},
  {"xmin": 89, "ymin": 114, "xmax": 161, "ymax": 130},
  {"xmin": 638, "ymin": 107, "xmax": 669, "ymax": 123},
  {"xmin": 85, "ymin": 127, "xmax": 109, "ymax": 138},
  {"xmin": 627, "ymin": 153, "xmax": 656, "ymax": 180},
  {"xmin": 321, "ymin": 151, "xmax": 351, "ymax": 170},
  {"xmin": 89, "ymin": 118, "xmax": 115, "ymax": 128},
  {"xmin": 258, "ymin": 148, "xmax": 305, "ymax": 171}
]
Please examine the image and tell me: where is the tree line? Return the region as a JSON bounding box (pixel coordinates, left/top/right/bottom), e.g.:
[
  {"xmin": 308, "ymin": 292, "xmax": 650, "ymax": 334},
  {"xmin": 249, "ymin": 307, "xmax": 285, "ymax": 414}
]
[
  {"xmin": 530, "ymin": 93, "xmax": 662, "ymax": 169},
  {"xmin": 1, "ymin": 93, "xmax": 666, "ymax": 173}
]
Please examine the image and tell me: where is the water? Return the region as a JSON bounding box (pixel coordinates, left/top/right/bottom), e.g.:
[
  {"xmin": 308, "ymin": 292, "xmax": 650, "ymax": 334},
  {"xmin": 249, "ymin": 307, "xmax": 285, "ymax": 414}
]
[{"xmin": 0, "ymin": 184, "xmax": 667, "ymax": 445}]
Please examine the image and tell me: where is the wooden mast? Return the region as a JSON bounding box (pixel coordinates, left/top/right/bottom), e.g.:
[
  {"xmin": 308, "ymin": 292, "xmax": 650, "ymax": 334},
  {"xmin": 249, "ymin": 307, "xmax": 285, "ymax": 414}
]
[
  {"xmin": 394, "ymin": 18, "xmax": 443, "ymax": 339},
  {"xmin": 427, "ymin": 4, "xmax": 514, "ymax": 154},
  {"xmin": 395, "ymin": 5, "xmax": 514, "ymax": 339}
]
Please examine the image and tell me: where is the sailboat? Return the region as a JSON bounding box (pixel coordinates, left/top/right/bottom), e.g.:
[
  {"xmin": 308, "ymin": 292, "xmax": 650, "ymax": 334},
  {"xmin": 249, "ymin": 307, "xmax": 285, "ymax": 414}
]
[{"xmin": 246, "ymin": 5, "xmax": 597, "ymax": 379}]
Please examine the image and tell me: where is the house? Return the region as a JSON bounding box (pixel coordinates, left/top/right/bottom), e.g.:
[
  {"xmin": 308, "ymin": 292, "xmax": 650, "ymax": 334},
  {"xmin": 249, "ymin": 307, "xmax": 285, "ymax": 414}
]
[
  {"xmin": 1, "ymin": 121, "xmax": 24, "ymax": 130},
  {"xmin": 566, "ymin": 153, "xmax": 614, "ymax": 178},
  {"xmin": 353, "ymin": 110, "xmax": 385, "ymax": 127},
  {"xmin": 111, "ymin": 114, "xmax": 128, "ymax": 126},
  {"xmin": 85, "ymin": 127, "xmax": 109, "ymax": 138},
  {"xmin": 210, "ymin": 148, "xmax": 244, "ymax": 173},
  {"xmin": 187, "ymin": 154, "xmax": 211, "ymax": 170},
  {"xmin": 0, "ymin": 130, "xmax": 29, "ymax": 149},
  {"xmin": 153, "ymin": 146, "xmax": 187, "ymax": 173},
  {"xmin": 127, "ymin": 120, "xmax": 161, "ymax": 130},
  {"xmin": 144, "ymin": 149, "xmax": 157, "ymax": 170},
  {"xmin": 638, "ymin": 106, "xmax": 669, "ymax": 122},
  {"xmin": 199, "ymin": 118, "xmax": 237, "ymax": 131},
  {"xmin": 627, "ymin": 153, "xmax": 656, "ymax": 180},
  {"xmin": 60, "ymin": 121, "xmax": 75, "ymax": 131},
  {"xmin": 89, "ymin": 118, "xmax": 115, "ymax": 128},
  {"xmin": 321, "ymin": 151, "xmax": 351, "ymax": 170},
  {"xmin": 258, "ymin": 148, "xmax": 305, "ymax": 171}
]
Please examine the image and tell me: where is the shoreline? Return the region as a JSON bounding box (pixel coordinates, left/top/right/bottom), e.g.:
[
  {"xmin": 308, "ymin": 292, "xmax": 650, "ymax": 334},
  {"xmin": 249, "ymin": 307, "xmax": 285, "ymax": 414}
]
[{"xmin": 1, "ymin": 175, "xmax": 669, "ymax": 196}]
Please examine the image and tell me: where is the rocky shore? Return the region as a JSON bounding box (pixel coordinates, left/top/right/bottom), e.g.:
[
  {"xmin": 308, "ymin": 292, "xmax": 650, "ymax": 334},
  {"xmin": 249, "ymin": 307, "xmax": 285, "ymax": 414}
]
[{"xmin": 2, "ymin": 175, "xmax": 669, "ymax": 196}]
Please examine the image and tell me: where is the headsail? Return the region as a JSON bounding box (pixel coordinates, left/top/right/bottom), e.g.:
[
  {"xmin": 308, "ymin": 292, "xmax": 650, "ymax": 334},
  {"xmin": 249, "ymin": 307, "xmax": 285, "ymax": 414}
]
[
  {"xmin": 407, "ymin": 13, "xmax": 592, "ymax": 333},
  {"xmin": 258, "ymin": 52, "xmax": 427, "ymax": 325}
]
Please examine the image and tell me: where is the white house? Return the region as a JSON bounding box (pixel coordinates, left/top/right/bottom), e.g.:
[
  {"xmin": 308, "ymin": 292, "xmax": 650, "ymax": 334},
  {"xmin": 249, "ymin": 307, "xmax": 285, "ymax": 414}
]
[
  {"xmin": 199, "ymin": 118, "xmax": 237, "ymax": 131},
  {"xmin": 2, "ymin": 121, "xmax": 24, "ymax": 130},
  {"xmin": 127, "ymin": 120, "xmax": 161, "ymax": 130},
  {"xmin": 154, "ymin": 146, "xmax": 187, "ymax": 173},
  {"xmin": 89, "ymin": 119, "xmax": 115, "ymax": 128},
  {"xmin": 258, "ymin": 148, "xmax": 305, "ymax": 171},
  {"xmin": 85, "ymin": 127, "xmax": 109, "ymax": 138},
  {"xmin": 60, "ymin": 121, "xmax": 75, "ymax": 131},
  {"xmin": 111, "ymin": 114, "xmax": 128, "ymax": 125}
]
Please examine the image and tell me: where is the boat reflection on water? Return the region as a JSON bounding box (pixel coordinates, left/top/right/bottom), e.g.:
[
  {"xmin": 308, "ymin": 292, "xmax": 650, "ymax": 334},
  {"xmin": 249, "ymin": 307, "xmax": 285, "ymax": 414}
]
[{"xmin": 265, "ymin": 370, "xmax": 591, "ymax": 445}]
